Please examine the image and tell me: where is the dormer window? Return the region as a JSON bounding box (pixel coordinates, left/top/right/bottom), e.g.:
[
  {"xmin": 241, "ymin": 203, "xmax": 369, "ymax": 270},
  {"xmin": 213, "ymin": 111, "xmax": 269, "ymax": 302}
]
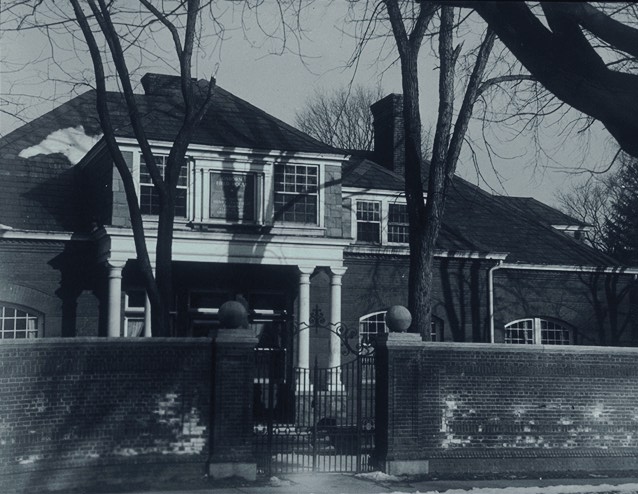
[
  {"xmin": 274, "ymin": 164, "xmax": 318, "ymax": 225},
  {"xmin": 349, "ymin": 192, "xmax": 409, "ymax": 245},
  {"xmin": 356, "ymin": 201, "xmax": 381, "ymax": 243},
  {"xmin": 140, "ymin": 154, "xmax": 188, "ymax": 217},
  {"xmin": 388, "ymin": 203, "xmax": 409, "ymax": 244}
]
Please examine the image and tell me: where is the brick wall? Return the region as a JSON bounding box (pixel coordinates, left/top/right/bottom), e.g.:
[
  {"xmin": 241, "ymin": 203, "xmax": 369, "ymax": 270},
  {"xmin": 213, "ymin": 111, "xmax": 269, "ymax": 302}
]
[
  {"xmin": 0, "ymin": 239, "xmax": 101, "ymax": 338},
  {"xmin": 0, "ymin": 338, "xmax": 212, "ymax": 493},
  {"xmin": 378, "ymin": 339, "xmax": 638, "ymax": 474}
]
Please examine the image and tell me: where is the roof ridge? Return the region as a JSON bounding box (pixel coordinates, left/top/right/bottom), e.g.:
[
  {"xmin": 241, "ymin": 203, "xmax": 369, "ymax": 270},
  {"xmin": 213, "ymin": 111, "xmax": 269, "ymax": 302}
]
[{"xmin": 213, "ymin": 86, "xmax": 344, "ymax": 155}]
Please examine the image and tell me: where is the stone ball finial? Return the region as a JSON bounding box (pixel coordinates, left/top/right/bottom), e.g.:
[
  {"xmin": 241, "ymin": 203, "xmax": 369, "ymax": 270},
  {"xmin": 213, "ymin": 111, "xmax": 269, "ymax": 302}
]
[
  {"xmin": 218, "ymin": 301, "xmax": 248, "ymax": 329},
  {"xmin": 385, "ymin": 305, "xmax": 412, "ymax": 333}
]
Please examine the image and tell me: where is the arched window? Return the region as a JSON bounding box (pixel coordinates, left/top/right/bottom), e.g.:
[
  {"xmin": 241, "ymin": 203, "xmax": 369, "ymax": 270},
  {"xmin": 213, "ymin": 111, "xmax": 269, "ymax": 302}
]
[
  {"xmin": 359, "ymin": 310, "xmax": 443, "ymax": 344},
  {"xmin": 359, "ymin": 311, "xmax": 387, "ymax": 346},
  {"xmin": 0, "ymin": 305, "xmax": 40, "ymax": 340},
  {"xmin": 504, "ymin": 318, "xmax": 571, "ymax": 345}
]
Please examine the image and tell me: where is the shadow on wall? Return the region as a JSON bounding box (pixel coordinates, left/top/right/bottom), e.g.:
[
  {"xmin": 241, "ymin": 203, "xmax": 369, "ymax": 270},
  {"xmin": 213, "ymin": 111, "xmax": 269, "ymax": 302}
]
[
  {"xmin": 48, "ymin": 239, "xmax": 102, "ymax": 337},
  {"xmin": 1, "ymin": 339, "xmax": 212, "ymax": 494}
]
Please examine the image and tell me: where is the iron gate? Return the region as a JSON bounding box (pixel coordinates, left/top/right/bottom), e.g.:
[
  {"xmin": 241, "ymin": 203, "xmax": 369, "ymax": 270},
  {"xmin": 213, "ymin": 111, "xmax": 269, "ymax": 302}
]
[{"xmin": 254, "ymin": 309, "xmax": 376, "ymax": 475}]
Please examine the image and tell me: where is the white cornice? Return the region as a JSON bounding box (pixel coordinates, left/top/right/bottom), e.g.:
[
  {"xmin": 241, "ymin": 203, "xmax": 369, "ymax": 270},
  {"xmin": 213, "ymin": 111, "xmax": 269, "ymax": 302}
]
[
  {"xmin": 114, "ymin": 138, "xmax": 349, "ymax": 163},
  {"xmin": 551, "ymin": 224, "xmax": 593, "ymax": 232},
  {"xmin": 345, "ymin": 244, "xmax": 509, "ymax": 260},
  {"xmin": 0, "ymin": 229, "xmax": 91, "ymax": 242},
  {"xmin": 499, "ymin": 262, "xmax": 638, "ymax": 275},
  {"xmin": 96, "ymin": 226, "xmax": 350, "ymax": 267}
]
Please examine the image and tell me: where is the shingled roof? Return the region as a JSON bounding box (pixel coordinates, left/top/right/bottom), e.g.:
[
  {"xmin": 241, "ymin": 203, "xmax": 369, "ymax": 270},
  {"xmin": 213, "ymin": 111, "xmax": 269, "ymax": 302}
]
[
  {"xmin": 0, "ymin": 74, "xmax": 623, "ymax": 268},
  {"xmin": 492, "ymin": 196, "xmax": 590, "ymax": 228},
  {"xmin": 342, "ymin": 152, "xmax": 619, "ymax": 266},
  {"xmin": 0, "ymin": 74, "xmax": 341, "ymax": 231}
]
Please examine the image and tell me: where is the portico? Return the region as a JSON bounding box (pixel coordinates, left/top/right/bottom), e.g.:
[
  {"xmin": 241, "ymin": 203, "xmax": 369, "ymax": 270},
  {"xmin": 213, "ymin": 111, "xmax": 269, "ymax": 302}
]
[{"xmin": 97, "ymin": 227, "xmax": 351, "ymax": 382}]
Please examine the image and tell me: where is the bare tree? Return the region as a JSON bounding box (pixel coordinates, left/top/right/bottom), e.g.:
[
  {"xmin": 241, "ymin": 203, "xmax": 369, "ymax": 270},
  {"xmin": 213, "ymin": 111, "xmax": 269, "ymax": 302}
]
[
  {"xmin": 3, "ymin": 1, "xmax": 300, "ymax": 336},
  {"xmin": 295, "ymin": 85, "xmax": 383, "ymax": 151},
  {"xmin": 558, "ymin": 176, "xmax": 616, "ymax": 253},
  {"xmin": 352, "ymin": 1, "xmax": 497, "ymax": 337}
]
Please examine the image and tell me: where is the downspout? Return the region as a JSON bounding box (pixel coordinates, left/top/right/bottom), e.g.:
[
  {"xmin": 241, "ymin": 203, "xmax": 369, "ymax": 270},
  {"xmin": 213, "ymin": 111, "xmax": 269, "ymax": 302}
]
[{"xmin": 488, "ymin": 260, "xmax": 503, "ymax": 343}]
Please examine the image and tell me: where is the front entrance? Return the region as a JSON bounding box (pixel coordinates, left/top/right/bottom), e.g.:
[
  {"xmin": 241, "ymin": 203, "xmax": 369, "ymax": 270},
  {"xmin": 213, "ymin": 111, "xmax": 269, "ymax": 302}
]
[{"xmin": 254, "ymin": 314, "xmax": 376, "ymax": 475}]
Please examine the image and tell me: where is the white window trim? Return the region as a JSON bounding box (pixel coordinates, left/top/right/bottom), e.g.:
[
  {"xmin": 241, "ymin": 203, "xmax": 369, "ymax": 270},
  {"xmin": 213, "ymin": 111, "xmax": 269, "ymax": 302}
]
[
  {"xmin": 0, "ymin": 304, "xmax": 42, "ymax": 340},
  {"xmin": 124, "ymin": 143, "xmax": 331, "ymax": 231},
  {"xmin": 124, "ymin": 290, "xmax": 145, "ymax": 338},
  {"xmin": 359, "ymin": 310, "xmax": 443, "ymax": 344},
  {"xmin": 356, "ymin": 200, "xmax": 382, "ymax": 244},
  {"xmin": 135, "ymin": 151, "xmax": 190, "ymax": 220},
  {"xmin": 504, "ymin": 317, "xmax": 572, "ymax": 345},
  {"xmin": 345, "ymin": 189, "xmax": 409, "ymax": 245},
  {"xmin": 272, "ymin": 162, "xmax": 323, "ymax": 228}
]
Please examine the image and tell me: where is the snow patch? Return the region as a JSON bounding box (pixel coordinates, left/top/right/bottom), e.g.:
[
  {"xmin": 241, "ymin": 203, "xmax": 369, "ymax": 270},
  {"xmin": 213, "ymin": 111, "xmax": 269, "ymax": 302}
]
[
  {"xmin": 19, "ymin": 126, "xmax": 102, "ymax": 165},
  {"xmin": 269, "ymin": 476, "xmax": 292, "ymax": 487},
  {"xmin": 355, "ymin": 471, "xmax": 400, "ymax": 482},
  {"xmin": 386, "ymin": 484, "xmax": 638, "ymax": 494},
  {"xmin": 18, "ymin": 454, "xmax": 42, "ymax": 464}
]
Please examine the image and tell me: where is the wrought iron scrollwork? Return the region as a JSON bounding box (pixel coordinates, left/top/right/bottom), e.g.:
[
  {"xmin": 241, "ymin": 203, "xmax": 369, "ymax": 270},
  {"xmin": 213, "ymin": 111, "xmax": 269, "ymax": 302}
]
[{"xmin": 294, "ymin": 305, "xmax": 374, "ymax": 357}]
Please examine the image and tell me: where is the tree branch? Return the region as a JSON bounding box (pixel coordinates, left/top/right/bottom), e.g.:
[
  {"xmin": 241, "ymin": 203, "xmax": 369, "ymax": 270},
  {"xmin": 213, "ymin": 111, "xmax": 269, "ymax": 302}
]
[{"xmin": 551, "ymin": 2, "xmax": 638, "ymax": 59}]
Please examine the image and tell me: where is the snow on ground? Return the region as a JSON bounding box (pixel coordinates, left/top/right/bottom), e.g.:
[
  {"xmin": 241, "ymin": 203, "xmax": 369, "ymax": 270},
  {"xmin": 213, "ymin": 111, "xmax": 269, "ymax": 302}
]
[
  {"xmin": 355, "ymin": 471, "xmax": 400, "ymax": 482},
  {"xmin": 385, "ymin": 484, "xmax": 638, "ymax": 494},
  {"xmin": 269, "ymin": 476, "xmax": 293, "ymax": 487}
]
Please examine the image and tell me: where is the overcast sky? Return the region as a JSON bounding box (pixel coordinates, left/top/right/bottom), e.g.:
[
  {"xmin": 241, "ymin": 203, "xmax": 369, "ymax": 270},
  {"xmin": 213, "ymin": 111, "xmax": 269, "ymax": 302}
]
[{"xmin": 0, "ymin": 1, "xmax": 618, "ymax": 208}]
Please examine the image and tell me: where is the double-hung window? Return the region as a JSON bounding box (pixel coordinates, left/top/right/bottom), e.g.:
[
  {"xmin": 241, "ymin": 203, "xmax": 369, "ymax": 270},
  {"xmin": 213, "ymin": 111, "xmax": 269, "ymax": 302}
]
[
  {"xmin": 388, "ymin": 203, "xmax": 409, "ymax": 244},
  {"xmin": 356, "ymin": 201, "xmax": 381, "ymax": 243},
  {"xmin": 140, "ymin": 155, "xmax": 188, "ymax": 218},
  {"xmin": 504, "ymin": 318, "xmax": 571, "ymax": 345},
  {"xmin": 274, "ymin": 164, "xmax": 318, "ymax": 224}
]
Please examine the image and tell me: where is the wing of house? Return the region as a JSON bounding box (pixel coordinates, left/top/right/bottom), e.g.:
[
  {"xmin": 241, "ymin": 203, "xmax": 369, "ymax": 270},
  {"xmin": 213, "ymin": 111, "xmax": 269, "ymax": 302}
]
[{"xmin": 1, "ymin": 73, "xmax": 636, "ymax": 361}]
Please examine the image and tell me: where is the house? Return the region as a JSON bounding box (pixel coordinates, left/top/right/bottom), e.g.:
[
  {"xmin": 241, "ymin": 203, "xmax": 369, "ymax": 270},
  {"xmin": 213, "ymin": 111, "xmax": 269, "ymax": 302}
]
[{"xmin": 1, "ymin": 73, "xmax": 637, "ymax": 374}]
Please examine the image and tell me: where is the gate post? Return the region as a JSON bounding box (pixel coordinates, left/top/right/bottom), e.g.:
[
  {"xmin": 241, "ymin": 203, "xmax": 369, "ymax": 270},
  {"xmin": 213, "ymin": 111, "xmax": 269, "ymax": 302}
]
[
  {"xmin": 374, "ymin": 331, "xmax": 429, "ymax": 476},
  {"xmin": 209, "ymin": 317, "xmax": 258, "ymax": 480}
]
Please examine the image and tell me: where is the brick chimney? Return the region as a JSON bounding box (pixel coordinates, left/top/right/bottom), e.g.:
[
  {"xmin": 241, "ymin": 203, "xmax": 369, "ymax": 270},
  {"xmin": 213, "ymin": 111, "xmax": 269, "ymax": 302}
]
[
  {"xmin": 141, "ymin": 73, "xmax": 215, "ymax": 99},
  {"xmin": 371, "ymin": 94, "xmax": 404, "ymax": 176}
]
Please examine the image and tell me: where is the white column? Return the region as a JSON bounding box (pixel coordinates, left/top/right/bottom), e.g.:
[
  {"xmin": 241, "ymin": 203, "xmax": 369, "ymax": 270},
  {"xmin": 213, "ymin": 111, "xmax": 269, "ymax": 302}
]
[
  {"xmin": 143, "ymin": 294, "xmax": 152, "ymax": 337},
  {"xmin": 296, "ymin": 266, "xmax": 314, "ymax": 369},
  {"xmin": 107, "ymin": 262, "xmax": 124, "ymax": 337},
  {"xmin": 329, "ymin": 267, "xmax": 347, "ymax": 391}
]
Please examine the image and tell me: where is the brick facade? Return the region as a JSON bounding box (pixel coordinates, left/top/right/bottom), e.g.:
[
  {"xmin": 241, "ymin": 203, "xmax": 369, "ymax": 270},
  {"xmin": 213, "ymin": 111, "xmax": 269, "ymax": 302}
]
[
  {"xmin": 342, "ymin": 255, "xmax": 637, "ymax": 346},
  {"xmin": 0, "ymin": 239, "xmax": 101, "ymax": 338},
  {"xmin": 0, "ymin": 338, "xmax": 212, "ymax": 493},
  {"xmin": 377, "ymin": 338, "xmax": 638, "ymax": 475}
]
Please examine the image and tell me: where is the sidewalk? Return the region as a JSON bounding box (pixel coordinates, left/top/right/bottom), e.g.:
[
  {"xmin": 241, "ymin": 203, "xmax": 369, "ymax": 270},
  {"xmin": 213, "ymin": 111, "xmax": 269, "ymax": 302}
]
[{"xmin": 107, "ymin": 472, "xmax": 638, "ymax": 494}]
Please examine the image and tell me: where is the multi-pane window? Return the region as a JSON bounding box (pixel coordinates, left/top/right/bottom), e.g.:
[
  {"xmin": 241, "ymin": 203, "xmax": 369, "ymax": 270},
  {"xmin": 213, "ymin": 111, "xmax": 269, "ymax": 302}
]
[
  {"xmin": 504, "ymin": 318, "xmax": 571, "ymax": 345},
  {"xmin": 359, "ymin": 311, "xmax": 386, "ymax": 346},
  {"xmin": 140, "ymin": 155, "xmax": 188, "ymax": 217},
  {"xmin": 274, "ymin": 164, "xmax": 318, "ymax": 224},
  {"xmin": 388, "ymin": 203, "xmax": 409, "ymax": 243},
  {"xmin": 356, "ymin": 201, "xmax": 381, "ymax": 243},
  {"xmin": 0, "ymin": 306, "xmax": 39, "ymax": 339}
]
